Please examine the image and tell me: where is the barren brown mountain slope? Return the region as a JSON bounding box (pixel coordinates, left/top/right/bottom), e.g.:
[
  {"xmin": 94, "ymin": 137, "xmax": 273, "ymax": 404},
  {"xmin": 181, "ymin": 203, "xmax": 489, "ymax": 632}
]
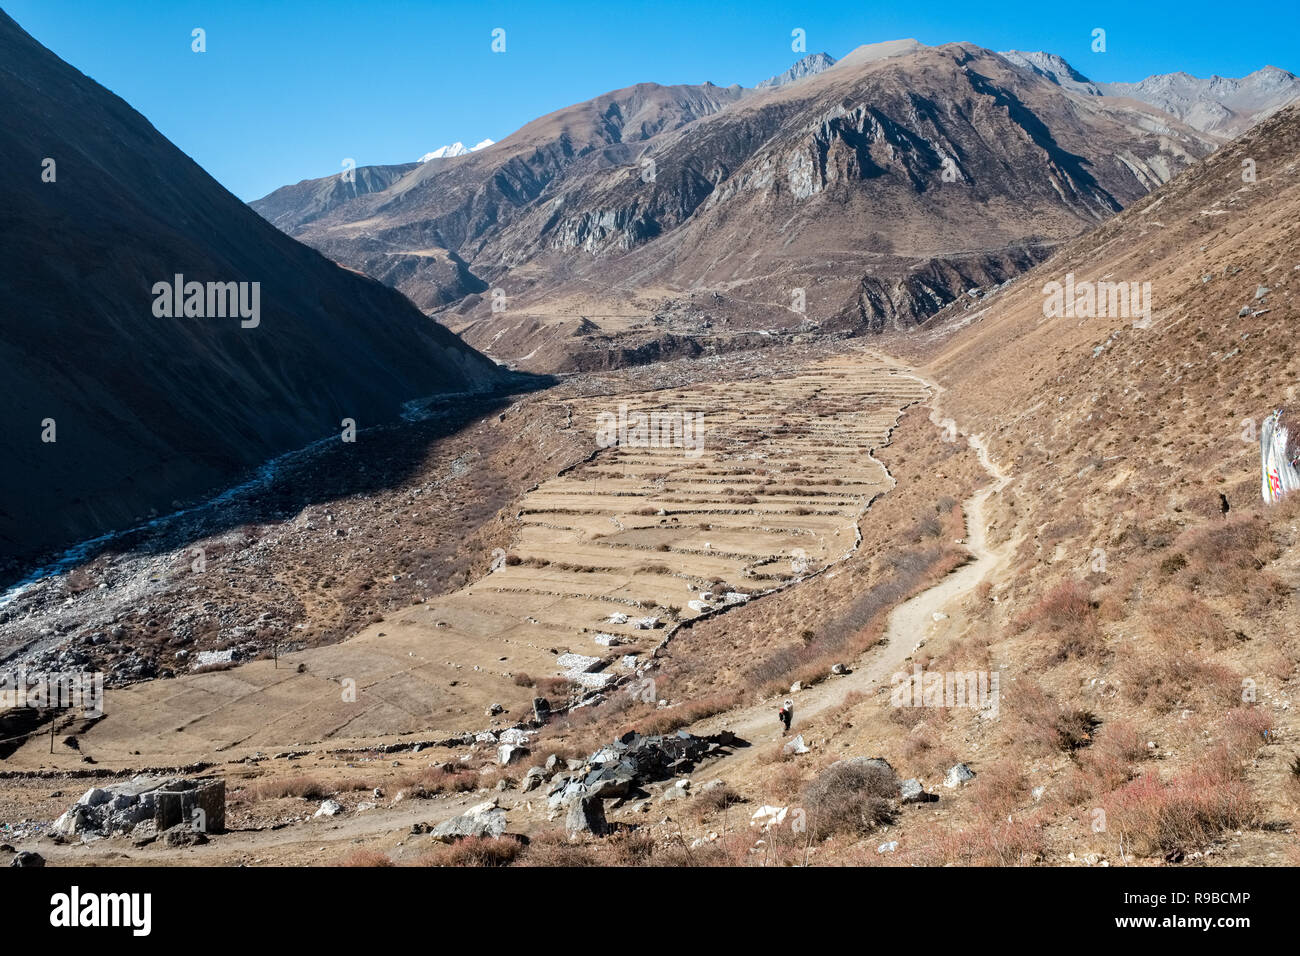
[
  {"xmin": 257, "ymin": 41, "xmax": 1218, "ymax": 373},
  {"xmin": 829, "ymin": 102, "xmax": 1300, "ymax": 864}
]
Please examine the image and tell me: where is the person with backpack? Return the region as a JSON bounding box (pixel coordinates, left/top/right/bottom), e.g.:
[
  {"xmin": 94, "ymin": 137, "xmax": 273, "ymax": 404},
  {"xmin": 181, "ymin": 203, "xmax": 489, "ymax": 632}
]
[{"xmin": 778, "ymin": 699, "xmax": 794, "ymax": 735}]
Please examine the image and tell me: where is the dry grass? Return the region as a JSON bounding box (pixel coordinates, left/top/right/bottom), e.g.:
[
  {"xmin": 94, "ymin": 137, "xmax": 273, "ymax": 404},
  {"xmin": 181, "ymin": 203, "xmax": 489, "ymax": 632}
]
[
  {"xmin": 624, "ymin": 694, "xmax": 739, "ymax": 737},
  {"xmin": 245, "ymin": 776, "xmax": 332, "ymax": 801},
  {"xmin": 801, "ymin": 759, "xmax": 898, "ymax": 841},
  {"xmin": 1105, "ymin": 771, "xmax": 1256, "ymax": 856},
  {"xmin": 416, "ymin": 836, "xmax": 525, "ymax": 867},
  {"xmin": 906, "ymin": 812, "xmax": 1047, "ymax": 866},
  {"xmin": 338, "ymin": 850, "xmax": 395, "ymax": 867},
  {"xmin": 689, "ymin": 782, "xmax": 744, "ymax": 821},
  {"xmin": 394, "ymin": 765, "xmax": 479, "ymax": 798}
]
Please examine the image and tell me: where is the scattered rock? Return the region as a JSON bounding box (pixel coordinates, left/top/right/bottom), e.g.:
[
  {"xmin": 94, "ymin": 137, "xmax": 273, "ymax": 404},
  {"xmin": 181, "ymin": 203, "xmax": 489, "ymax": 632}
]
[
  {"xmin": 9, "ymin": 851, "xmax": 44, "ymax": 867},
  {"xmin": 314, "ymin": 799, "xmax": 344, "ymax": 818},
  {"xmin": 498, "ymin": 743, "xmax": 529, "ymax": 765},
  {"xmin": 658, "ymin": 779, "xmax": 691, "ymax": 802},
  {"xmin": 564, "ymin": 791, "xmax": 608, "ymax": 837},
  {"xmin": 499, "ymin": 728, "xmax": 532, "ymax": 747},
  {"xmin": 431, "ymin": 801, "xmax": 507, "ymax": 842},
  {"xmin": 944, "ymin": 763, "xmax": 975, "ymax": 788},
  {"xmin": 159, "ymin": 825, "xmax": 208, "ymax": 847},
  {"xmin": 900, "ymin": 778, "xmax": 938, "ymax": 804}
]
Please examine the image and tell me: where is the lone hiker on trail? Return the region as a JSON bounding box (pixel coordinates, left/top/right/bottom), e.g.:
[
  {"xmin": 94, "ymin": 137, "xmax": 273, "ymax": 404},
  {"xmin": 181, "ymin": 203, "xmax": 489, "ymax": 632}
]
[{"xmin": 778, "ymin": 699, "xmax": 794, "ymax": 736}]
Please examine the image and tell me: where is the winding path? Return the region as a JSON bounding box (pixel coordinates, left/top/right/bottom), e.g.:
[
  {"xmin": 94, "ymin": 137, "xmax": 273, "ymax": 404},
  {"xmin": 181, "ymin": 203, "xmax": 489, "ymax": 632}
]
[{"xmin": 688, "ymin": 363, "xmax": 1014, "ymax": 771}]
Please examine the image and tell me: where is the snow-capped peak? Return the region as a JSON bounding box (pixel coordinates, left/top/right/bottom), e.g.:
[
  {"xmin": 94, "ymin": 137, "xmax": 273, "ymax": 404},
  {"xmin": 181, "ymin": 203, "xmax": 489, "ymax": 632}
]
[{"xmin": 418, "ymin": 138, "xmax": 495, "ymax": 163}]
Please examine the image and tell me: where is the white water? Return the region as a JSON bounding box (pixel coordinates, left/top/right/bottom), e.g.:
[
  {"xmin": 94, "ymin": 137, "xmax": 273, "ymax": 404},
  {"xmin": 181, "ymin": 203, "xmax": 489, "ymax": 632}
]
[{"xmin": 1, "ymin": 385, "xmax": 510, "ymax": 614}]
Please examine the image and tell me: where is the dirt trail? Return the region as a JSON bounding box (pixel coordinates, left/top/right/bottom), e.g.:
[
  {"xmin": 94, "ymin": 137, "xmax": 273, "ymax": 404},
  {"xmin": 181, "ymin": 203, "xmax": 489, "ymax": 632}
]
[{"xmin": 689, "ymin": 363, "xmax": 1014, "ymax": 773}]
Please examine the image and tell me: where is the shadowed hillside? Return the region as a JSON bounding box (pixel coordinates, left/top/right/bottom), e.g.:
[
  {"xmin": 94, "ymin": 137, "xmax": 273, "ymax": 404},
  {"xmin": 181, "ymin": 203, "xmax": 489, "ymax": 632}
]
[{"xmin": 0, "ymin": 9, "xmax": 506, "ymax": 571}]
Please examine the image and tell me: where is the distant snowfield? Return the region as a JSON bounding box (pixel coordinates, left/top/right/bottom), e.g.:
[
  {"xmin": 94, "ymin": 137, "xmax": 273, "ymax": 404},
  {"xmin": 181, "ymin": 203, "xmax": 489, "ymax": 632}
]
[{"xmin": 418, "ymin": 138, "xmax": 494, "ymax": 163}]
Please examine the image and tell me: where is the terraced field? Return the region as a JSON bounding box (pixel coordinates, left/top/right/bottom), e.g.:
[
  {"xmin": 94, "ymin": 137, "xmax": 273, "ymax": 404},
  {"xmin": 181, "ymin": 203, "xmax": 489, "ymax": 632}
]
[
  {"xmin": 479, "ymin": 356, "xmax": 930, "ymax": 673},
  {"xmin": 14, "ymin": 354, "xmax": 930, "ymax": 766}
]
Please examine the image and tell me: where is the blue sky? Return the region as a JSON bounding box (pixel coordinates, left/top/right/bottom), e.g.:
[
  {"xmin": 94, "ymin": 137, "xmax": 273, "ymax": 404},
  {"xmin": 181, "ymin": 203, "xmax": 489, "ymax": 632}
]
[{"xmin": 7, "ymin": 0, "xmax": 1298, "ymax": 201}]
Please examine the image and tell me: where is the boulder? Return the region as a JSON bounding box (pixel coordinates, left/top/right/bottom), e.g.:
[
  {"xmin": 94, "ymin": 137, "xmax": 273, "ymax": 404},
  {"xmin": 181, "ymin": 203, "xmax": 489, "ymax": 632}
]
[
  {"xmin": 833, "ymin": 756, "xmax": 895, "ymax": 777},
  {"xmin": 944, "ymin": 763, "xmax": 976, "ymax": 788},
  {"xmin": 782, "ymin": 734, "xmax": 810, "ymax": 755},
  {"xmin": 658, "ymin": 779, "xmax": 691, "ymax": 802},
  {"xmin": 584, "ymin": 764, "xmax": 636, "ymax": 800},
  {"xmin": 160, "ymin": 825, "xmax": 209, "ymax": 847},
  {"xmin": 547, "ymin": 780, "xmax": 586, "ymax": 812},
  {"xmin": 80, "ymin": 787, "xmax": 112, "ymax": 808},
  {"xmin": 314, "ymin": 799, "xmax": 344, "ymax": 818},
  {"xmin": 498, "ymin": 743, "xmax": 529, "ymax": 765},
  {"xmin": 533, "ymin": 697, "xmax": 551, "ymax": 722},
  {"xmin": 10, "ymin": 851, "xmax": 44, "ymax": 867},
  {"xmin": 570, "ymin": 671, "xmax": 613, "ymax": 690},
  {"xmin": 899, "ymin": 778, "xmax": 937, "ymax": 804},
  {"xmin": 431, "ymin": 801, "xmax": 508, "ymax": 842},
  {"xmin": 564, "ymin": 793, "xmax": 608, "ymax": 837}
]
